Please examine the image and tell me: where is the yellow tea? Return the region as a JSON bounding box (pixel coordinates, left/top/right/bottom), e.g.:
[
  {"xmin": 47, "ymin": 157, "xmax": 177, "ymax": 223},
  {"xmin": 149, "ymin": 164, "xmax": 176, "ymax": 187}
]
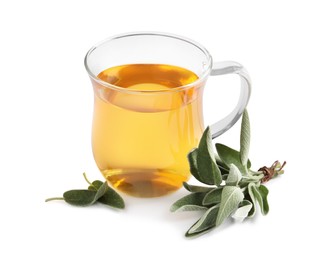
[{"xmin": 92, "ymin": 64, "xmax": 204, "ymax": 197}]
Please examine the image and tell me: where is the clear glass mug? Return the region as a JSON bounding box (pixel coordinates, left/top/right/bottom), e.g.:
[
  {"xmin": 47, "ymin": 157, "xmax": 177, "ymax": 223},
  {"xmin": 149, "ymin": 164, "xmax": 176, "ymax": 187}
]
[{"xmin": 84, "ymin": 32, "xmax": 251, "ymax": 198}]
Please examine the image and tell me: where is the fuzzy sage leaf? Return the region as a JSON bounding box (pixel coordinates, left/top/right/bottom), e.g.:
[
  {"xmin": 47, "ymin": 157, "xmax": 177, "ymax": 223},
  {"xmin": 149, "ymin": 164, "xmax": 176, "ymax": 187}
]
[
  {"xmin": 170, "ymin": 192, "xmax": 208, "ymax": 212},
  {"xmin": 216, "ymin": 186, "xmax": 244, "ymax": 226},
  {"xmin": 63, "ymin": 190, "xmax": 98, "ymax": 206},
  {"xmin": 226, "ymin": 164, "xmax": 242, "ymax": 186},
  {"xmin": 232, "ymin": 200, "xmax": 253, "ymax": 222},
  {"xmin": 216, "ymin": 144, "xmax": 251, "ymax": 175},
  {"xmin": 240, "ymin": 109, "xmax": 250, "ymax": 167},
  {"xmin": 197, "ymin": 127, "xmax": 222, "ymax": 186},
  {"xmin": 247, "ymin": 182, "xmax": 269, "ymax": 216},
  {"xmin": 98, "ymin": 188, "xmax": 125, "ymax": 209},
  {"xmin": 183, "ymin": 182, "xmax": 214, "ymax": 193},
  {"xmin": 186, "ymin": 205, "xmax": 219, "ymax": 237},
  {"xmin": 257, "ymin": 184, "xmax": 269, "ymax": 215},
  {"xmin": 187, "ymin": 148, "xmax": 202, "ymax": 183},
  {"xmin": 94, "ymin": 181, "xmax": 109, "ymax": 201},
  {"xmin": 88, "ymin": 180, "xmax": 125, "ymax": 209},
  {"xmin": 202, "ymin": 187, "xmax": 223, "ymax": 205}
]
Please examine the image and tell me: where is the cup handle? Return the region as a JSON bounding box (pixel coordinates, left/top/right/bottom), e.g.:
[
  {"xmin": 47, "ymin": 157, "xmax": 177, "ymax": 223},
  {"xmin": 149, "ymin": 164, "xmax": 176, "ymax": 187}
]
[{"xmin": 209, "ymin": 61, "xmax": 252, "ymax": 139}]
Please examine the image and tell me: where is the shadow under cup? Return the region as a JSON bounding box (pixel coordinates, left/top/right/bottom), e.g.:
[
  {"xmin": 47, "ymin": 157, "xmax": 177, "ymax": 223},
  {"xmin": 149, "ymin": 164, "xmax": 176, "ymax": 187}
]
[{"xmin": 85, "ymin": 33, "xmax": 212, "ymax": 197}]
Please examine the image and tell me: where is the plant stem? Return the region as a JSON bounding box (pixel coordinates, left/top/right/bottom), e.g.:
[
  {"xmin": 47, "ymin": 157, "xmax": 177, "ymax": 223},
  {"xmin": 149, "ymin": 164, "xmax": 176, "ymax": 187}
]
[
  {"xmin": 249, "ymin": 169, "xmax": 263, "ymax": 175},
  {"xmin": 45, "ymin": 197, "xmax": 64, "ymax": 202},
  {"xmin": 83, "ymin": 172, "xmax": 92, "ymax": 186}
]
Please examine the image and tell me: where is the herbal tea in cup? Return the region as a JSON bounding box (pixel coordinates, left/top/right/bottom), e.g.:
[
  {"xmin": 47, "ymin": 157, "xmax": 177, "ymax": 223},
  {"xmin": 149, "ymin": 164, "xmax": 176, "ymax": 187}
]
[{"xmin": 85, "ymin": 32, "xmax": 251, "ymax": 197}]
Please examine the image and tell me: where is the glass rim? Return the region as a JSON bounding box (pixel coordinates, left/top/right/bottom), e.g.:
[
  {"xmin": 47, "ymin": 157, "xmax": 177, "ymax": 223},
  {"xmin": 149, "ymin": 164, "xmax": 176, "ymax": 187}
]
[{"xmin": 84, "ymin": 31, "xmax": 213, "ymax": 93}]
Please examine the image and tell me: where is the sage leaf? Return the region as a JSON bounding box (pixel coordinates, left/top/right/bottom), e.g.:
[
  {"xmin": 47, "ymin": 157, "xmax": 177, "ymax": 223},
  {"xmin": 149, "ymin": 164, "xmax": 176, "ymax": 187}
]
[
  {"xmin": 98, "ymin": 188, "xmax": 125, "ymax": 209},
  {"xmin": 248, "ymin": 182, "xmax": 268, "ymax": 216},
  {"xmin": 183, "ymin": 182, "xmax": 213, "ymax": 193},
  {"xmin": 186, "ymin": 204, "xmax": 219, "ymax": 237},
  {"xmin": 197, "ymin": 127, "xmax": 222, "ymax": 186},
  {"xmin": 202, "ymin": 187, "xmax": 223, "ymax": 205},
  {"xmin": 216, "ymin": 156, "xmax": 230, "ymax": 175},
  {"xmin": 216, "ymin": 186, "xmax": 244, "ymax": 226},
  {"xmin": 88, "ymin": 180, "xmax": 104, "ymax": 191},
  {"xmin": 240, "ymin": 110, "xmax": 250, "ymax": 167},
  {"xmin": 63, "ymin": 180, "xmax": 109, "ymax": 206},
  {"xmin": 221, "ymin": 173, "xmax": 229, "ymax": 181},
  {"xmin": 187, "ymin": 148, "xmax": 202, "ymax": 183},
  {"xmin": 94, "ymin": 181, "xmax": 109, "ymax": 200},
  {"xmin": 65, "ymin": 181, "xmax": 108, "ymax": 206},
  {"xmin": 226, "ymin": 164, "xmax": 242, "ymax": 186},
  {"xmin": 246, "ymin": 183, "xmax": 256, "ymax": 217},
  {"xmin": 258, "ymin": 185, "xmax": 269, "ymax": 215},
  {"xmin": 63, "ymin": 190, "xmax": 98, "ymax": 206},
  {"xmin": 232, "ymin": 200, "xmax": 253, "ymax": 222},
  {"xmin": 170, "ymin": 192, "xmax": 208, "ymax": 212},
  {"xmin": 249, "ymin": 183, "xmax": 264, "ymax": 214},
  {"xmin": 80, "ymin": 181, "xmax": 109, "ymax": 205},
  {"xmin": 218, "ymin": 165, "xmax": 229, "ymax": 175},
  {"xmin": 215, "ymin": 143, "xmax": 251, "ymax": 175},
  {"xmin": 88, "ymin": 180, "xmax": 125, "ymax": 209}
]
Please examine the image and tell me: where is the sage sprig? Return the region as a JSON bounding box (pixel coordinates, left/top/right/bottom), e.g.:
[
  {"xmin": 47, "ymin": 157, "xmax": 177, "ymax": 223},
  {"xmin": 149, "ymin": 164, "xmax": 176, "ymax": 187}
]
[
  {"xmin": 46, "ymin": 173, "xmax": 125, "ymax": 209},
  {"xmin": 171, "ymin": 110, "xmax": 286, "ymax": 237}
]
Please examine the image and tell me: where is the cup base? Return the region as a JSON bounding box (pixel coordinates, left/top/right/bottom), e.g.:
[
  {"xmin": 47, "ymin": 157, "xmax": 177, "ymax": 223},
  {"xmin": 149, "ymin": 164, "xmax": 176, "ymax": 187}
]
[{"xmin": 102, "ymin": 169, "xmax": 188, "ymax": 198}]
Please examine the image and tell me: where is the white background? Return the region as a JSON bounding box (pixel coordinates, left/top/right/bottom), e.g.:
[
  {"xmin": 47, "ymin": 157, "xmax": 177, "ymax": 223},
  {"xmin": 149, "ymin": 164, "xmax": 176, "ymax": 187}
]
[{"xmin": 0, "ymin": 0, "xmax": 334, "ymax": 259}]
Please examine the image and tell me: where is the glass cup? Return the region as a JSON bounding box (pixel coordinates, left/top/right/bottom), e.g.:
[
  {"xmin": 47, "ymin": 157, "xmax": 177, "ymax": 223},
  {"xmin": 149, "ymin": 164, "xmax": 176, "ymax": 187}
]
[{"xmin": 84, "ymin": 32, "xmax": 251, "ymax": 197}]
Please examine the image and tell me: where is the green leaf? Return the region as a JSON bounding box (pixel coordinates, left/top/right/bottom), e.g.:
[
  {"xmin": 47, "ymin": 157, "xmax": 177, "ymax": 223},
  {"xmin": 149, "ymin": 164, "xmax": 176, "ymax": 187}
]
[
  {"xmin": 240, "ymin": 110, "xmax": 250, "ymax": 167},
  {"xmin": 221, "ymin": 173, "xmax": 229, "ymax": 181},
  {"xmin": 63, "ymin": 190, "xmax": 98, "ymax": 206},
  {"xmin": 249, "ymin": 183, "xmax": 263, "ymax": 215},
  {"xmin": 88, "ymin": 180, "xmax": 104, "ymax": 191},
  {"xmin": 226, "ymin": 164, "xmax": 242, "ymax": 186},
  {"xmin": 98, "ymin": 187, "xmax": 125, "ymax": 209},
  {"xmin": 216, "ymin": 156, "xmax": 230, "ymax": 175},
  {"xmin": 94, "ymin": 181, "xmax": 109, "ymax": 200},
  {"xmin": 232, "ymin": 200, "xmax": 253, "ymax": 222},
  {"xmin": 248, "ymin": 182, "xmax": 269, "ymax": 216},
  {"xmin": 183, "ymin": 182, "xmax": 214, "ymax": 193},
  {"xmin": 202, "ymin": 187, "xmax": 223, "ymax": 205},
  {"xmin": 170, "ymin": 192, "xmax": 208, "ymax": 212},
  {"xmin": 64, "ymin": 181, "xmax": 108, "ymax": 206},
  {"xmin": 246, "ymin": 183, "xmax": 256, "ymax": 217},
  {"xmin": 187, "ymin": 149, "xmax": 202, "ymax": 183},
  {"xmin": 186, "ymin": 204, "xmax": 219, "ymax": 237},
  {"xmin": 88, "ymin": 180, "xmax": 125, "ymax": 209},
  {"xmin": 197, "ymin": 127, "xmax": 222, "ymax": 186},
  {"xmin": 215, "ymin": 143, "xmax": 251, "ymax": 175},
  {"xmin": 218, "ymin": 165, "xmax": 229, "ymax": 175},
  {"xmin": 216, "ymin": 186, "xmax": 244, "ymax": 226},
  {"xmin": 258, "ymin": 185, "xmax": 269, "ymax": 215}
]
